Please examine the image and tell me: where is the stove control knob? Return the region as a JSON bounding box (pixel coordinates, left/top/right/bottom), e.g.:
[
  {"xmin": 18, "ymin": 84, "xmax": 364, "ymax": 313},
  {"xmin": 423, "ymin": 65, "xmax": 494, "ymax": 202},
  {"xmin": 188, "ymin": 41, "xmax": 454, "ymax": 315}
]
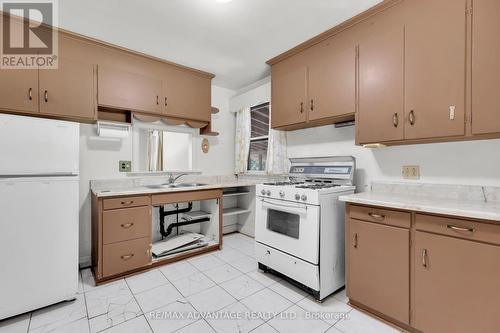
[
  {"xmin": 266, "ymin": 190, "xmax": 271, "ymax": 196},
  {"xmin": 279, "ymin": 191, "xmax": 285, "ymax": 198},
  {"xmin": 295, "ymin": 194, "xmax": 301, "ymax": 200},
  {"xmin": 301, "ymin": 194, "xmax": 308, "ymax": 201},
  {"xmin": 261, "ymin": 189, "xmax": 266, "ymax": 195}
]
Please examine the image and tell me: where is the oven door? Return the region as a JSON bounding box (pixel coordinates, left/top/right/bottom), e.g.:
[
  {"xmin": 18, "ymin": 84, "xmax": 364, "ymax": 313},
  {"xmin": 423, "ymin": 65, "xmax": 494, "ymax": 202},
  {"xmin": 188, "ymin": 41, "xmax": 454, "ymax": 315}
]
[{"xmin": 255, "ymin": 197, "xmax": 320, "ymax": 264}]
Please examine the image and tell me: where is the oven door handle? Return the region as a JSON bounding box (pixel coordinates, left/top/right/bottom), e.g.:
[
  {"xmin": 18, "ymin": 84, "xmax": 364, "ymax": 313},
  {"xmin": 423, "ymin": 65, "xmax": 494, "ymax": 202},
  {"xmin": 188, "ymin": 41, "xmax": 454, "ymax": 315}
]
[{"xmin": 261, "ymin": 199, "xmax": 309, "ymax": 215}]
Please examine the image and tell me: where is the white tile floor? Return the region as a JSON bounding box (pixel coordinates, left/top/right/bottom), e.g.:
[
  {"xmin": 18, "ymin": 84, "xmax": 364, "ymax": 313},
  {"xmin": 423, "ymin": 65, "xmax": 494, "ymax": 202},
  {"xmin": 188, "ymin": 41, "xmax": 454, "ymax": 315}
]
[{"xmin": 0, "ymin": 233, "xmax": 404, "ymax": 333}]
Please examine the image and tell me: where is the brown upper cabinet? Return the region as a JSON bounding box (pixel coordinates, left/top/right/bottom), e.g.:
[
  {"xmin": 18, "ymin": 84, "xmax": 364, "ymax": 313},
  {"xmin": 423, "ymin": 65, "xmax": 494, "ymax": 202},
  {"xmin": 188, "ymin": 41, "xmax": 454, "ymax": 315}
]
[
  {"xmin": 0, "ymin": 70, "xmax": 39, "ymax": 115},
  {"xmin": 0, "ymin": 14, "xmax": 38, "ymax": 114},
  {"xmin": 357, "ymin": 16, "xmax": 404, "ymax": 144},
  {"xmin": 404, "ymin": 0, "xmax": 467, "ymax": 140},
  {"xmin": 0, "ymin": 13, "xmax": 214, "ymax": 124},
  {"xmin": 163, "ymin": 67, "xmax": 212, "ymax": 122},
  {"xmin": 97, "ymin": 66, "xmax": 163, "ymax": 115},
  {"xmin": 472, "ymin": 0, "xmax": 500, "ymax": 135},
  {"xmin": 0, "ymin": 57, "xmax": 95, "ymax": 121},
  {"xmin": 39, "ymin": 57, "xmax": 96, "ymax": 120},
  {"xmin": 307, "ymin": 37, "xmax": 356, "ymax": 123},
  {"xmin": 270, "ymin": 54, "xmax": 308, "ymax": 128},
  {"xmin": 268, "ymin": 0, "xmax": 500, "ymax": 145},
  {"xmin": 270, "ymin": 37, "xmax": 356, "ymax": 130}
]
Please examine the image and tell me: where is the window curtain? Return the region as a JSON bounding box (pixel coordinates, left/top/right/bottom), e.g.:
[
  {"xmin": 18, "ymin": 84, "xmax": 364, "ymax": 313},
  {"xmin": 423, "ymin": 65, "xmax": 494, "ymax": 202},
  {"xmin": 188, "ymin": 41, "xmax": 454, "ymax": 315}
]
[
  {"xmin": 147, "ymin": 130, "xmax": 164, "ymax": 171},
  {"xmin": 266, "ymin": 129, "xmax": 288, "ymax": 175},
  {"xmin": 234, "ymin": 107, "xmax": 251, "ymax": 174}
]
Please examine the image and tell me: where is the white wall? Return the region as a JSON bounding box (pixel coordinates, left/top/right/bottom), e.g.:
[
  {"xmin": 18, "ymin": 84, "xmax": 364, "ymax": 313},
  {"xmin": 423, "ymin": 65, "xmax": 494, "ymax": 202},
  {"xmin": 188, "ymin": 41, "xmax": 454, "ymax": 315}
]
[
  {"xmin": 79, "ymin": 126, "xmax": 133, "ymax": 266},
  {"xmin": 231, "ymin": 79, "xmax": 500, "ymax": 193},
  {"xmin": 287, "ymin": 125, "xmax": 500, "ymax": 191},
  {"xmin": 78, "ymin": 85, "xmax": 235, "ymax": 265},
  {"xmin": 193, "ymin": 86, "xmax": 237, "ymax": 175},
  {"xmin": 230, "ymin": 78, "xmax": 271, "ymax": 112}
]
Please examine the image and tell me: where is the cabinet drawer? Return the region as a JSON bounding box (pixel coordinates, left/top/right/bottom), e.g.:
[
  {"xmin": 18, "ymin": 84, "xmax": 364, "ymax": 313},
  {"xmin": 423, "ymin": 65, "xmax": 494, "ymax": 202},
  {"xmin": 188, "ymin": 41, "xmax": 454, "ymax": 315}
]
[
  {"xmin": 103, "ymin": 206, "xmax": 150, "ymax": 244},
  {"xmin": 103, "ymin": 195, "xmax": 150, "ymax": 210},
  {"xmin": 416, "ymin": 214, "xmax": 500, "ymax": 246},
  {"xmin": 349, "ymin": 205, "xmax": 411, "ymax": 229},
  {"xmin": 103, "ymin": 237, "xmax": 150, "ymax": 277}
]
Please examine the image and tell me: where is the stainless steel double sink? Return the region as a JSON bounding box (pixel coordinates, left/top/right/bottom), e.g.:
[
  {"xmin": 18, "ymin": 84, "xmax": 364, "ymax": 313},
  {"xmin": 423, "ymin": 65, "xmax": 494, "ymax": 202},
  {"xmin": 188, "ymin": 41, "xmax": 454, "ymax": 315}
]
[{"xmin": 144, "ymin": 183, "xmax": 207, "ymax": 189}]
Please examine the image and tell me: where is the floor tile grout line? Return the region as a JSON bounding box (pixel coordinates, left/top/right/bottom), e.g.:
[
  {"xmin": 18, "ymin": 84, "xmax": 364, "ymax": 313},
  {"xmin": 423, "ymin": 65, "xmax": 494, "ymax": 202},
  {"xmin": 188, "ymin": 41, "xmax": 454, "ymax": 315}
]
[
  {"xmin": 123, "ymin": 278, "xmax": 155, "ymax": 333},
  {"xmin": 218, "ymin": 276, "xmax": 268, "ymax": 301},
  {"xmin": 26, "ymin": 312, "xmax": 32, "ymax": 333}
]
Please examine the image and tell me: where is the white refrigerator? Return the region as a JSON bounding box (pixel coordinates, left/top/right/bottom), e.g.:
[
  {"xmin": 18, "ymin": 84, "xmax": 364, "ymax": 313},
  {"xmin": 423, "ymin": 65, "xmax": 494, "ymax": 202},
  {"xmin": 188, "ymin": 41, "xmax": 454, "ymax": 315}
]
[{"xmin": 0, "ymin": 114, "xmax": 80, "ymax": 320}]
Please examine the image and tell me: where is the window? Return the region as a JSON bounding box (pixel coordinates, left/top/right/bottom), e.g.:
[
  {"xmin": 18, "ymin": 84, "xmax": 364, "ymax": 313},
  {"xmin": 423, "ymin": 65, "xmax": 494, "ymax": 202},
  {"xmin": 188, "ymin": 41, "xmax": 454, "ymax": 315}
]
[{"xmin": 247, "ymin": 103, "xmax": 270, "ymax": 172}]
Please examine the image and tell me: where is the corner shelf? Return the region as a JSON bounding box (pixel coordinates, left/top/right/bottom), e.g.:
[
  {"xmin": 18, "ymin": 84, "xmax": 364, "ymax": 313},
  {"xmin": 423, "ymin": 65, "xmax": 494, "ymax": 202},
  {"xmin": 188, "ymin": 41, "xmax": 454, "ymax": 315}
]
[
  {"xmin": 223, "ymin": 207, "xmax": 251, "ymax": 217},
  {"xmin": 223, "ymin": 190, "xmax": 250, "ymax": 198},
  {"xmin": 183, "ymin": 210, "xmax": 212, "ymax": 220}
]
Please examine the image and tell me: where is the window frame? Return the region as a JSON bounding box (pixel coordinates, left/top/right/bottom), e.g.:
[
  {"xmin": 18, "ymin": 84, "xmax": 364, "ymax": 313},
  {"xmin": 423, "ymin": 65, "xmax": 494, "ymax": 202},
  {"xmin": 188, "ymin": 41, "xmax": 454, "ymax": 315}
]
[{"xmin": 246, "ymin": 102, "xmax": 270, "ymax": 174}]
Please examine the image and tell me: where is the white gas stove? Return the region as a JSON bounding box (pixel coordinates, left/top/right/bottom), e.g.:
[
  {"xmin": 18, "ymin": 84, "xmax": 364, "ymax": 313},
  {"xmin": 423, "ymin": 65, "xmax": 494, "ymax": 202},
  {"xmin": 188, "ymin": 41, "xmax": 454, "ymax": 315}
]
[{"xmin": 255, "ymin": 156, "xmax": 355, "ymax": 301}]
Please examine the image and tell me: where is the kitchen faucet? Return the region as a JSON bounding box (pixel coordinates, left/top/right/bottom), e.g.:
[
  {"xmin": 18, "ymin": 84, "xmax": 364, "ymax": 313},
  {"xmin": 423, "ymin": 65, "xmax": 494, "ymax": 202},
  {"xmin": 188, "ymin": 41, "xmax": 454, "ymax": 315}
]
[{"xmin": 168, "ymin": 173, "xmax": 188, "ymax": 184}]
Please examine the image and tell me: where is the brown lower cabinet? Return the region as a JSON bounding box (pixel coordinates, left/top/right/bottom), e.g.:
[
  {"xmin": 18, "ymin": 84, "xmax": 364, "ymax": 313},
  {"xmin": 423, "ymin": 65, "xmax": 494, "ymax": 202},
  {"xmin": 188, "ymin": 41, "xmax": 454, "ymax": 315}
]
[
  {"xmin": 92, "ymin": 189, "xmax": 223, "ymax": 284},
  {"xmin": 347, "ymin": 219, "xmax": 410, "ymax": 324},
  {"xmin": 346, "ymin": 203, "xmax": 500, "ymax": 333},
  {"xmin": 414, "ymin": 230, "xmax": 500, "ymax": 333},
  {"xmin": 103, "ymin": 237, "xmax": 151, "ymax": 277}
]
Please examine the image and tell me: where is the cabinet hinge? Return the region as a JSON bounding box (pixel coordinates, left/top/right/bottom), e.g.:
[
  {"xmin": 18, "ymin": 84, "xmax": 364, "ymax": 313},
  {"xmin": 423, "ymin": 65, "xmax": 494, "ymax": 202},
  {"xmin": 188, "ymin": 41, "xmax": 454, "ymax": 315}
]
[
  {"xmin": 467, "ymin": 6, "xmax": 473, "ymax": 16},
  {"xmin": 465, "ymin": 114, "xmax": 472, "ymax": 124}
]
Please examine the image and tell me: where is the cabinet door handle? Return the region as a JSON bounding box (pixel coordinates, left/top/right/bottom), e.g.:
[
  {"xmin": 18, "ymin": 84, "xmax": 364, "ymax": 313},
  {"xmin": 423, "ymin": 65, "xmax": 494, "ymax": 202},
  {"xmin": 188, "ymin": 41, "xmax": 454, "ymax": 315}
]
[
  {"xmin": 121, "ymin": 200, "xmax": 134, "ymax": 206},
  {"xmin": 409, "ymin": 110, "xmax": 416, "ymax": 126},
  {"xmin": 165, "ymin": 97, "xmax": 168, "ymax": 107},
  {"xmin": 353, "ymin": 233, "xmax": 358, "ymax": 248},
  {"xmin": 300, "ymin": 102, "xmax": 304, "ymax": 113},
  {"xmin": 44, "ymin": 90, "xmax": 48, "ymax": 103},
  {"xmin": 369, "ymin": 212, "xmax": 385, "ymax": 221},
  {"xmin": 447, "ymin": 224, "xmax": 475, "ymax": 233},
  {"xmin": 393, "ymin": 113, "xmax": 399, "ymax": 127},
  {"xmin": 310, "ymin": 99, "xmax": 314, "ymax": 111},
  {"xmin": 121, "ymin": 254, "xmax": 134, "ymax": 261},
  {"xmin": 156, "ymin": 95, "xmax": 159, "ymax": 105},
  {"xmin": 121, "ymin": 223, "xmax": 135, "ymax": 229},
  {"xmin": 28, "ymin": 88, "xmax": 32, "ymax": 101},
  {"xmin": 422, "ymin": 249, "xmax": 428, "ymax": 268}
]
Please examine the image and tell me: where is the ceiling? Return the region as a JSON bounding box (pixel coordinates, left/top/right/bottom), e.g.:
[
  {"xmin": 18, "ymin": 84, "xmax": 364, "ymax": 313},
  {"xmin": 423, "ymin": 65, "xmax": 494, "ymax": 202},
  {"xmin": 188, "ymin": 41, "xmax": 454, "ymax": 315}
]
[{"xmin": 58, "ymin": 0, "xmax": 382, "ymax": 90}]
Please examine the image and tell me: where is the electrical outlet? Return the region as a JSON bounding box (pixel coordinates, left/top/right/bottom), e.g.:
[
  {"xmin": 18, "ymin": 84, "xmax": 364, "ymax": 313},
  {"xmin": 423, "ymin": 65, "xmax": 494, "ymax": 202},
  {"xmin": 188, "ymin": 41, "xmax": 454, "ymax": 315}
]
[
  {"xmin": 119, "ymin": 160, "xmax": 131, "ymax": 172},
  {"xmin": 402, "ymin": 165, "xmax": 420, "ymax": 179}
]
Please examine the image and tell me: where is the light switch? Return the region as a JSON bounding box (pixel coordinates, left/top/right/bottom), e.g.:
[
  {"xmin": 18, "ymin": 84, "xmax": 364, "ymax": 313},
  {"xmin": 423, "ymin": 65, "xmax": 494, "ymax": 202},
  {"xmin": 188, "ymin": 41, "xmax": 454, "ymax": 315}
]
[
  {"xmin": 449, "ymin": 106, "xmax": 456, "ymax": 120},
  {"xmin": 402, "ymin": 165, "xmax": 420, "ymax": 179}
]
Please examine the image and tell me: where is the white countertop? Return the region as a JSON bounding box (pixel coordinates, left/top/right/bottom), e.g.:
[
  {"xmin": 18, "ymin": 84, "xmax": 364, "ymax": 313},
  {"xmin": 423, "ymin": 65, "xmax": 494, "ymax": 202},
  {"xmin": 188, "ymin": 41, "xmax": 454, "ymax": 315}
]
[
  {"xmin": 339, "ymin": 182, "xmax": 500, "ymax": 222},
  {"xmin": 92, "ymin": 180, "xmax": 261, "ymax": 198}
]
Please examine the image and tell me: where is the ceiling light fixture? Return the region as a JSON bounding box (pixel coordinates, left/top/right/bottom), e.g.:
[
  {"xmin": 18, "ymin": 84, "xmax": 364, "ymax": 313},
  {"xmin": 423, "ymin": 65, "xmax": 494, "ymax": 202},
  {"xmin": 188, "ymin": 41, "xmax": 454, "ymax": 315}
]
[{"xmin": 215, "ymin": 0, "xmax": 233, "ymax": 3}]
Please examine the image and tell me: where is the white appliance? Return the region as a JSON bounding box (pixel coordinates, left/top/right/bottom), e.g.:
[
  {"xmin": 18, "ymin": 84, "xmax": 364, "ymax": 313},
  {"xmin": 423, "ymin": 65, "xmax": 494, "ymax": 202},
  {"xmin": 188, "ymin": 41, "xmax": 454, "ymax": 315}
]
[
  {"xmin": 0, "ymin": 114, "xmax": 79, "ymax": 320},
  {"xmin": 255, "ymin": 156, "xmax": 355, "ymax": 301}
]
